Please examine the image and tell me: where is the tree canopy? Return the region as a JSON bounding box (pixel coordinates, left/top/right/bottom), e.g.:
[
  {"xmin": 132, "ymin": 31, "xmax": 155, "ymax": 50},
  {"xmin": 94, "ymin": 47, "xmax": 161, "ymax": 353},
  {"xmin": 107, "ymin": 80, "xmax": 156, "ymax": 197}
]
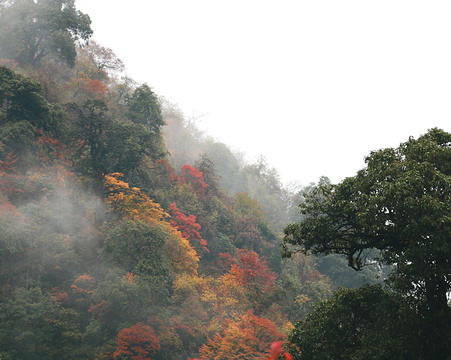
[
  {"xmin": 0, "ymin": 0, "xmax": 92, "ymax": 68},
  {"xmin": 287, "ymin": 284, "xmax": 419, "ymax": 360},
  {"xmin": 283, "ymin": 128, "xmax": 451, "ymax": 358}
]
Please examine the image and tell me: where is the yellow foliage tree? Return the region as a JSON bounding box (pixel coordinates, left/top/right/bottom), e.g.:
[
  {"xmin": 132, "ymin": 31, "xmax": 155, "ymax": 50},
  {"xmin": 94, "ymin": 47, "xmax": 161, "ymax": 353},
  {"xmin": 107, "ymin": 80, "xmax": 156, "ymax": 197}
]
[
  {"xmin": 103, "ymin": 173, "xmax": 199, "ymax": 276},
  {"xmin": 164, "ymin": 226, "xmax": 199, "ymax": 276},
  {"xmin": 104, "ymin": 173, "xmax": 168, "ymax": 222}
]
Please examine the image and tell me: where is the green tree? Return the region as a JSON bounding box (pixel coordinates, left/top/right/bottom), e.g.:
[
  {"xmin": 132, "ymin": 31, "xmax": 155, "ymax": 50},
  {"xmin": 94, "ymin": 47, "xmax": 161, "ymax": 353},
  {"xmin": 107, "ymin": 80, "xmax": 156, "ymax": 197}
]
[
  {"xmin": 86, "ymin": 272, "xmax": 160, "ymax": 344},
  {"xmin": 68, "ymin": 96, "xmax": 165, "ymax": 187},
  {"xmin": 68, "ymin": 99, "xmax": 110, "ymax": 186},
  {"xmin": 200, "ymin": 143, "xmax": 249, "ymax": 194},
  {"xmin": 127, "ymin": 84, "xmax": 164, "ymax": 131},
  {"xmin": 0, "ymin": 211, "xmax": 33, "ymax": 290},
  {"xmin": 287, "ymin": 285, "xmax": 419, "ymax": 360},
  {"xmin": 101, "ymin": 220, "xmax": 173, "ymax": 301},
  {"xmin": 0, "ymin": 0, "xmax": 92, "ymax": 68},
  {"xmin": 0, "ymin": 66, "xmax": 63, "ymax": 176},
  {"xmin": 0, "ymin": 287, "xmax": 81, "ymax": 360},
  {"xmin": 232, "ymin": 192, "xmax": 279, "ymax": 265},
  {"xmin": 245, "ymin": 156, "xmax": 290, "ymax": 231},
  {"xmin": 0, "ymin": 66, "xmax": 59, "ymax": 128},
  {"xmin": 283, "ymin": 128, "xmax": 451, "ymax": 358},
  {"xmin": 0, "ymin": 66, "xmax": 63, "ymax": 163},
  {"xmin": 278, "ymin": 254, "xmax": 332, "ymax": 322},
  {"xmin": 104, "ymin": 121, "xmax": 157, "ymax": 180},
  {"xmin": 314, "ymin": 252, "xmax": 383, "ymax": 290},
  {"xmin": 288, "ymin": 177, "xmax": 384, "ymax": 290}
]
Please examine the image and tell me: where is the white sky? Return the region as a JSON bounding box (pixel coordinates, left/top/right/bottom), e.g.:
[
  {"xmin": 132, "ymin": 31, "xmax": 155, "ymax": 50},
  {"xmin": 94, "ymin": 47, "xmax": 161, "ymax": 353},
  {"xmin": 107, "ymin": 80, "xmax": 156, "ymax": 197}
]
[{"xmin": 76, "ymin": 0, "xmax": 451, "ymax": 186}]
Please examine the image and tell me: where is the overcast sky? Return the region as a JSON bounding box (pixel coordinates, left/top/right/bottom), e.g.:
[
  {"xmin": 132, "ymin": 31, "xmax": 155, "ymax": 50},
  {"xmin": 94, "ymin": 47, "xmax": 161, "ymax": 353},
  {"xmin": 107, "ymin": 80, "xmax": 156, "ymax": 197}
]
[{"xmin": 76, "ymin": 0, "xmax": 451, "ymax": 186}]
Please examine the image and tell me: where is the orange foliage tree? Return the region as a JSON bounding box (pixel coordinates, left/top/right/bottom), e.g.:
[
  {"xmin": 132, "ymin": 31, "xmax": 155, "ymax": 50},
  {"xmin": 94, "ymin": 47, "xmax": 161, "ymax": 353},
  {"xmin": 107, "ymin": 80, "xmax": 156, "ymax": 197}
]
[
  {"xmin": 113, "ymin": 322, "xmax": 160, "ymax": 360},
  {"xmin": 199, "ymin": 310, "xmax": 286, "ymax": 360},
  {"xmin": 213, "ymin": 250, "xmax": 278, "ymax": 318}
]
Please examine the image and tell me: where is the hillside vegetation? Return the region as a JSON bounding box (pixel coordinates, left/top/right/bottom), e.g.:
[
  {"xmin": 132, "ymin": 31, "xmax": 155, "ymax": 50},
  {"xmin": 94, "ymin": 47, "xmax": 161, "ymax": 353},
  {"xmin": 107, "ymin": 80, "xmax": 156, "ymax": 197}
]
[{"xmin": 2, "ymin": 1, "xmax": 447, "ymax": 360}]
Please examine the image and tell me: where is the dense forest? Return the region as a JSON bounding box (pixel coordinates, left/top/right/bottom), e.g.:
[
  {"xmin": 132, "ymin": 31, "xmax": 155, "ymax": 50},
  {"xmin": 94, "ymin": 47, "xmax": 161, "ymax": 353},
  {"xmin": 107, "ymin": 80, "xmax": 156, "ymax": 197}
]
[{"xmin": 0, "ymin": 1, "xmax": 449, "ymax": 359}]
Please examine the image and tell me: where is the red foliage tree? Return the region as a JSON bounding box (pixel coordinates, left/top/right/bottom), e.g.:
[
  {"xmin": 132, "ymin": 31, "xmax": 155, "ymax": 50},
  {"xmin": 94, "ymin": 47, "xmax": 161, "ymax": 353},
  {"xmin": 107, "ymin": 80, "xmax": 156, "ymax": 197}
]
[
  {"xmin": 178, "ymin": 165, "xmax": 208, "ymax": 198},
  {"xmin": 35, "ymin": 128, "xmax": 67, "ymax": 162},
  {"xmin": 113, "ymin": 323, "xmax": 160, "ymax": 360},
  {"xmin": 268, "ymin": 341, "xmax": 293, "ymax": 360},
  {"xmin": 227, "ymin": 249, "xmax": 277, "ymax": 292},
  {"xmin": 218, "ymin": 252, "xmax": 236, "ymax": 272},
  {"xmin": 169, "ymin": 202, "xmax": 208, "ymax": 253}
]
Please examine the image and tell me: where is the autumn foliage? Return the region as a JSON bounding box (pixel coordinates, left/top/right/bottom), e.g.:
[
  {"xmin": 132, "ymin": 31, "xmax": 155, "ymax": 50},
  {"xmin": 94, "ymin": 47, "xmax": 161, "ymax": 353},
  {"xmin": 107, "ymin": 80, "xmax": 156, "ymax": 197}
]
[
  {"xmin": 227, "ymin": 249, "xmax": 277, "ymax": 291},
  {"xmin": 104, "ymin": 172, "xmax": 168, "ymax": 222},
  {"xmin": 269, "ymin": 341, "xmax": 293, "ymax": 360},
  {"xmin": 199, "ymin": 311, "xmax": 285, "ymax": 360},
  {"xmin": 3, "ymin": 6, "xmax": 447, "ymax": 357},
  {"xmin": 113, "ymin": 323, "xmax": 160, "ymax": 360},
  {"xmin": 0, "ymin": 34, "xmax": 330, "ymax": 360},
  {"xmin": 179, "ymin": 165, "xmax": 208, "ymax": 198},
  {"xmin": 169, "ymin": 202, "xmax": 208, "ymax": 253}
]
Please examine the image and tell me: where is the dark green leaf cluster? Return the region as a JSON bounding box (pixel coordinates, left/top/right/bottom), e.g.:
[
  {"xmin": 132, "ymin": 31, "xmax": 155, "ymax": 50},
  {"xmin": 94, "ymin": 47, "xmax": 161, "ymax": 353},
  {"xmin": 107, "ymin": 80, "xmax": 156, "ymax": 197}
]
[
  {"xmin": 102, "ymin": 220, "xmax": 173, "ymax": 294},
  {"xmin": 288, "ymin": 285, "xmax": 420, "ymax": 360},
  {"xmin": 0, "ymin": 66, "xmax": 62, "ymax": 130},
  {"xmin": 283, "ymin": 128, "xmax": 451, "ymax": 358},
  {"xmin": 0, "ymin": 287, "xmax": 81, "ymax": 360},
  {"xmin": 0, "ymin": 65, "xmax": 63, "ymax": 169},
  {"xmin": 66, "ymin": 88, "xmax": 166, "ymax": 189}
]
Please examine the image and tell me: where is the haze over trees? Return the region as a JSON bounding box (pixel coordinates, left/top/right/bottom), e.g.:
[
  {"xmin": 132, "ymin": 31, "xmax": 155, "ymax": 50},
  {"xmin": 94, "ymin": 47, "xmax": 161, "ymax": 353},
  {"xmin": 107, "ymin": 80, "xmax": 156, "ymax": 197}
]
[
  {"xmin": 0, "ymin": 0, "xmax": 92, "ymax": 68},
  {"xmin": 0, "ymin": 1, "xmax": 449, "ymax": 359}
]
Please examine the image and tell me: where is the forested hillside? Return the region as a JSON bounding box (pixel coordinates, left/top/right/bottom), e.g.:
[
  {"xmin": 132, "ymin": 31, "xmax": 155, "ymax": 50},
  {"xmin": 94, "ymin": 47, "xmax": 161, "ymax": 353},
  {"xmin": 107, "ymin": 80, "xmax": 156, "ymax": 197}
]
[
  {"xmin": 0, "ymin": 1, "xmax": 376, "ymax": 359},
  {"xmin": 3, "ymin": 1, "xmax": 448, "ymax": 360}
]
